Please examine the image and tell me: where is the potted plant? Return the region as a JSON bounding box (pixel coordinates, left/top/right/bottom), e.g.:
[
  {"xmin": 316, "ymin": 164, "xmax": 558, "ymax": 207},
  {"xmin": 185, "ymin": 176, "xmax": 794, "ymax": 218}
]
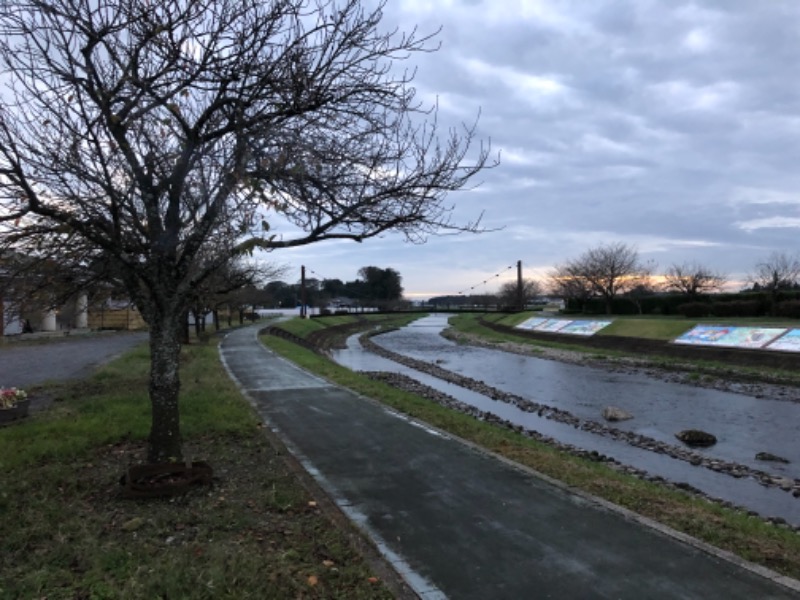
[{"xmin": 0, "ymin": 387, "xmax": 30, "ymax": 423}]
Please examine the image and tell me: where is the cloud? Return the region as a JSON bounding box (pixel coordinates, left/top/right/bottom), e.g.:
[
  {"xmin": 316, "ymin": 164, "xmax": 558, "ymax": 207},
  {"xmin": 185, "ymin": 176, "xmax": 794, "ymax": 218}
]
[
  {"xmin": 736, "ymin": 217, "xmax": 800, "ymax": 232},
  {"xmin": 278, "ymin": 1, "xmax": 800, "ymax": 299}
]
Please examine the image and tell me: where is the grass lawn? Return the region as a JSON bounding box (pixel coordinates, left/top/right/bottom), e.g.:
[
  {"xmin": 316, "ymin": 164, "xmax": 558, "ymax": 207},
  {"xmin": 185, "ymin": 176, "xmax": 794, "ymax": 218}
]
[
  {"xmin": 0, "ymin": 333, "xmax": 394, "ymax": 599},
  {"xmin": 264, "ymin": 316, "xmax": 800, "ymax": 581},
  {"xmin": 598, "ymin": 318, "xmax": 693, "ymax": 339}
]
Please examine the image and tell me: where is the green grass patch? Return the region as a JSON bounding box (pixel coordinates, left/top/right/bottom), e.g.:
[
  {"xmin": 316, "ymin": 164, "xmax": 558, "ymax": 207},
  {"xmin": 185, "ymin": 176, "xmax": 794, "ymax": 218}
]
[
  {"xmin": 0, "ymin": 337, "xmax": 393, "ymax": 599},
  {"xmin": 262, "ymin": 330, "xmax": 800, "ymax": 580},
  {"xmin": 598, "ymin": 318, "xmax": 694, "ymax": 340}
]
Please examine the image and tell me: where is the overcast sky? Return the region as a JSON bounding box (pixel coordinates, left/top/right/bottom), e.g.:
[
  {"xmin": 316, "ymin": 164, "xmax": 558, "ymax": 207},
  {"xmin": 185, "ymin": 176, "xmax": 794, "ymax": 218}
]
[{"xmin": 275, "ymin": 0, "xmax": 800, "ymax": 300}]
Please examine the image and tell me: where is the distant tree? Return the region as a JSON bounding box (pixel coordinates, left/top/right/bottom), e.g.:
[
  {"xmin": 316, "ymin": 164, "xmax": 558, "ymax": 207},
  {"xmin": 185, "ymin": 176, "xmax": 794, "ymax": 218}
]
[
  {"xmin": 263, "ymin": 281, "xmax": 297, "ymax": 309},
  {"xmin": 0, "ymin": 0, "xmax": 493, "ymax": 462},
  {"xmin": 548, "ymin": 263, "xmax": 593, "ymax": 310},
  {"xmin": 357, "ymin": 266, "xmax": 403, "ymax": 306},
  {"xmin": 497, "ymin": 278, "xmax": 542, "ymax": 309},
  {"xmin": 321, "ymin": 279, "xmax": 347, "ymax": 300},
  {"xmin": 557, "ymin": 243, "xmax": 645, "ymax": 315},
  {"xmin": 191, "ymin": 259, "xmax": 286, "ymax": 331},
  {"xmin": 749, "ymin": 252, "xmax": 800, "ymax": 315},
  {"xmin": 623, "ymin": 260, "xmax": 658, "ymax": 314},
  {"xmin": 663, "ymin": 262, "xmax": 727, "ymax": 299}
]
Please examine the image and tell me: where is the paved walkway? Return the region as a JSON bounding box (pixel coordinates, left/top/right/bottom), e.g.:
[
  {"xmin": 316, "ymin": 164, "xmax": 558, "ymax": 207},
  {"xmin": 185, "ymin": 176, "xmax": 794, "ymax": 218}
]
[
  {"xmin": 220, "ymin": 325, "xmax": 799, "ymax": 599},
  {"xmin": 0, "ymin": 331, "xmax": 147, "ymax": 389}
]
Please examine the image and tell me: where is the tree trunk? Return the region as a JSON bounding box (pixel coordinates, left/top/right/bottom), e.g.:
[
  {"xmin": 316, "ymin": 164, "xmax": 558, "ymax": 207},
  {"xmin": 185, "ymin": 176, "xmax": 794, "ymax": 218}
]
[
  {"xmin": 147, "ymin": 317, "xmax": 183, "ymax": 463},
  {"xmin": 180, "ymin": 311, "xmax": 190, "ymax": 344},
  {"xmin": 213, "ymin": 309, "xmax": 219, "ymax": 331},
  {"xmin": 192, "ymin": 309, "xmax": 201, "ymax": 336}
]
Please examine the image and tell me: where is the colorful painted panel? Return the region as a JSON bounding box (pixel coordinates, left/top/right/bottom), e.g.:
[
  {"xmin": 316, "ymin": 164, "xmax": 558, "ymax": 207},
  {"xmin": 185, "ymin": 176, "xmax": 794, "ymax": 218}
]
[
  {"xmin": 516, "ymin": 317, "xmax": 547, "ymax": 330},
  {"xmin": 534, "ymin": 319, "xmax": 572, "ymax": 332},
  {"xmin": 766, "ymin": 329, "xmax": 800, "ymax": 352},
  {"xmin": 559, "ymin": 320, "xmax": 612, "ymax": 336},
  {"xmin": 674, "ymin": 326, "xmax": 786, "ymax": 349}
]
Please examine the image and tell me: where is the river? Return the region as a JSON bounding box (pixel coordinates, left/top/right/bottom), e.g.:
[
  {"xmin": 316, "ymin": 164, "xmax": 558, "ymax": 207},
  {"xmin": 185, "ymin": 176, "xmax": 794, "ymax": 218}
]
[{"xmin": 331, "ymin": 314, "xmax": 800, "ymax": 527}]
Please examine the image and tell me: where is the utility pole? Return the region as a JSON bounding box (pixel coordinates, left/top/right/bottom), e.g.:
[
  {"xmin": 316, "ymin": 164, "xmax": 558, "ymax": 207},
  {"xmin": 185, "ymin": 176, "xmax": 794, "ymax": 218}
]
[
  {"xmin": 300, "ymin": 265, "xmax": 307, "ymax": 318},
  {"xmin": 516, "ymin": 260, "xmax": 523, "ymax": 312}
]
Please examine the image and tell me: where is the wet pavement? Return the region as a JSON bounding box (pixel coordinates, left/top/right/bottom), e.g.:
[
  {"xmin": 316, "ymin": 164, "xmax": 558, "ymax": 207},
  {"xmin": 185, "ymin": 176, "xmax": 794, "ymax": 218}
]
[
  {"xmin": 220, "ymin": 324, "xmax": 800, "ymax": 599},
  {"xmin": 332, "ymin": 315, "xmax": 800, "ymax": 527}
]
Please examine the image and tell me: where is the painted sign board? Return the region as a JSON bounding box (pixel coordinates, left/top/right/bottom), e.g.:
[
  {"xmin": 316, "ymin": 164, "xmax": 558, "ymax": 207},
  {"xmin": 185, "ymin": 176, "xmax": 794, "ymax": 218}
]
[
  {"xmin": 674, "ymin": 326, "xmax": 786, "ymax": 349},
  {"xmin": 766, "ymin": 329, "xmax": 800, "ymax": 352}
]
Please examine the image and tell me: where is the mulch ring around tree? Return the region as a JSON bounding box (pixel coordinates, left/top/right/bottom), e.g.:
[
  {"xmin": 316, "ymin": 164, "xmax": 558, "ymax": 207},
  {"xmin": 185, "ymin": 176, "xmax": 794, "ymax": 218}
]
[{"xmin": 119, "ymin": 461, "xmax": 214, "ymax": 499}]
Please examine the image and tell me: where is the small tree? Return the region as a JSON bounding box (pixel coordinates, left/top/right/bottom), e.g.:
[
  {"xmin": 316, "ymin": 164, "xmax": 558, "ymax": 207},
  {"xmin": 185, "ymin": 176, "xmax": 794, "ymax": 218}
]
[
  {"xmin": 497, "ymin": 278, "xmax": 541, "ymax": 309},
  {"xmin": 0, "ymin": 0, "xmax": 493, "ymax": 463},
  {"xmin": 663, "ymin": 262, "xmax": 727, "ymax": 299},
  {"xmin": 189, "ymin": 258, "xmax": 285, "ymax": 333},
  {"xmin": 548, "ymin": 263, "xmax": 593, "ymax": 311},
  {"xmin": 749, "ymin": 252, "xmax": 800, "ymax": 315},
  {"xmin": 561, "ymin": 243, "xmax": 644, "ymax": 315}
]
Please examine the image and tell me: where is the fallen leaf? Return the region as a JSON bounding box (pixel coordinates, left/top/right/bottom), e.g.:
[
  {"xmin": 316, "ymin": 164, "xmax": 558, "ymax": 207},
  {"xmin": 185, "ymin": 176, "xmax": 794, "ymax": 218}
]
[
  {"xmin": 322, "ymin": 560, "xmax": 335, "ymax": 568},
  {"xmin": 368, "ymin": 577, "xmax": 379, "ymax": 584},
  {"xmin": 121, "ymin": 517, "xmax": 145, "ymax": 532},
  {"xmin": 307, "ymin": 500, "xmax": 317, "ymax": 507},
  {"xmin": 307, "ymin": 575, "xmax": 318, "ymax": 586}
]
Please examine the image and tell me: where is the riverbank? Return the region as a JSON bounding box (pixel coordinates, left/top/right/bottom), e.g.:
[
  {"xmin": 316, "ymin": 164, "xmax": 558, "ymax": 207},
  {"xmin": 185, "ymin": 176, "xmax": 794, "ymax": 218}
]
[{"xmin": 266, "ymin": 313, "xmax": 800, "ymax": 580}]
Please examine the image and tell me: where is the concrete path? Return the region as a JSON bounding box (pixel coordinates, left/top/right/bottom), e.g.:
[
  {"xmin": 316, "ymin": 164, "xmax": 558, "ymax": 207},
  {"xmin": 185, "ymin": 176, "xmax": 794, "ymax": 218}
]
[
  {"xmin": 220, "ymin": 325, "xmax": 799, "ymax": 599},
  {"xmin": 0, "ymin": 331, "xmax": 148, "ymax": 389}
]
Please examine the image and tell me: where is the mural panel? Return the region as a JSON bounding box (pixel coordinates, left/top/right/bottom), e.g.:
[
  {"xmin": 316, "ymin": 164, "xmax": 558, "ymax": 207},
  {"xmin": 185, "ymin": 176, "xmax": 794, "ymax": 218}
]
[
  {"xmin": 674, "ymin": 326, "xmax": 786, "ymax": 349},
  {"xmin": 766, "ymin": 329, "xmax": 800, "ymax": 352}
]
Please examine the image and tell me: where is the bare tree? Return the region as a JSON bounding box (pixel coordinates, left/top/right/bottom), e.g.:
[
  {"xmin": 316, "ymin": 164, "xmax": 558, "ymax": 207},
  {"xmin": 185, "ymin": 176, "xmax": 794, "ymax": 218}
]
[
  {"xmin": 749, "ymin": 252, "xmax": 800, "ymax": 315},
  {"xmin": 623, "ymin": 259, "xmax": 657, "ymax": 315},
  {"xmin": 0, "ymin": 0, "xmax": 493, "ymax": 463},
  {"xmin": 548, "ymin": 263, "xmax": 592, "ymax": 310},
  {"xmin": 562, "ymin": 242, "xmax": 644, "ymax": 315},
  {"xmin": 497, "ymin": 278, "xmax": 541, "ymax": 309},
  {"xmin": 188, "ymin": 258, "xmax": 286, "ymax": 334},
  {"xmin": 663, "ymin": 261, "xmax": 727, "ymax": 299}
]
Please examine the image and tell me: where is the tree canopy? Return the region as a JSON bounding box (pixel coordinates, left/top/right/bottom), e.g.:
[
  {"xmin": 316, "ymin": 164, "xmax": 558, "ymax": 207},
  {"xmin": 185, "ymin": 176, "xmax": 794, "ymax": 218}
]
[{"xmin": 0, "ymin": 0, "xmax": 492, "ymax": 462}]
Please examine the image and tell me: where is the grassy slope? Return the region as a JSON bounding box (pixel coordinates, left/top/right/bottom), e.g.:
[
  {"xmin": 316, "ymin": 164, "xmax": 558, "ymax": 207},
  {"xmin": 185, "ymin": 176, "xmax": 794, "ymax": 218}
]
[
  {"xmin": 0, "ymin": 336, "xmax": 393, "ymax": 599},
  {"xmin": 498, "ymin": 311, "xmax": 800, "ymax": 340},
  {"xmin": 264, "ymin": 316, "xmax": 800, "ymax": 580}
]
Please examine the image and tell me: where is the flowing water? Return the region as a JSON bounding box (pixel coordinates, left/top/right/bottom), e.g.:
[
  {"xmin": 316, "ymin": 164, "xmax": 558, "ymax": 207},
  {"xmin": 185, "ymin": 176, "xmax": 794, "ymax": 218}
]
[{"xmin": 331, "ymin": 314, "xmax": 800, "ymax": 526}]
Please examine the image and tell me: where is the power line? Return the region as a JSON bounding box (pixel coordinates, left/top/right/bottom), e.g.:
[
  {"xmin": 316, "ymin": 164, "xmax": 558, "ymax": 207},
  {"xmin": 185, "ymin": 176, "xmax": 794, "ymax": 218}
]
[
  {"xmin": 305, "ymin": 266, "xmax": 333, "ymax": 281},
  {"xmin": 456, "ymin": 263, "xmax": 516, "ymax": 296}
]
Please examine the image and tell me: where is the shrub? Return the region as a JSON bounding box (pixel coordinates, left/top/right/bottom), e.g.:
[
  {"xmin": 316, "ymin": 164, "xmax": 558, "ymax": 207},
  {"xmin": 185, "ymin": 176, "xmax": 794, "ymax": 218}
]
[
  {"xmin": 776, "ymin": 300, "xmax": 800, "ymax": 319},
  {"xmin": 678, "ymin": 302, "xmax": 711, "ymax": 318},
  {"xmin": 710, "ymin": 301, "xmax": 762, "ymax": 317}
]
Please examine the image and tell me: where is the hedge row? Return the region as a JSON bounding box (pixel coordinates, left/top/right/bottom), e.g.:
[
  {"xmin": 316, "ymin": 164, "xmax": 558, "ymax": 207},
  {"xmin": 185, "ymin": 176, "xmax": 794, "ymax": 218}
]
[{"xmin": 568, "ymin": 291, "xmax": 800, "ymax": 317}]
